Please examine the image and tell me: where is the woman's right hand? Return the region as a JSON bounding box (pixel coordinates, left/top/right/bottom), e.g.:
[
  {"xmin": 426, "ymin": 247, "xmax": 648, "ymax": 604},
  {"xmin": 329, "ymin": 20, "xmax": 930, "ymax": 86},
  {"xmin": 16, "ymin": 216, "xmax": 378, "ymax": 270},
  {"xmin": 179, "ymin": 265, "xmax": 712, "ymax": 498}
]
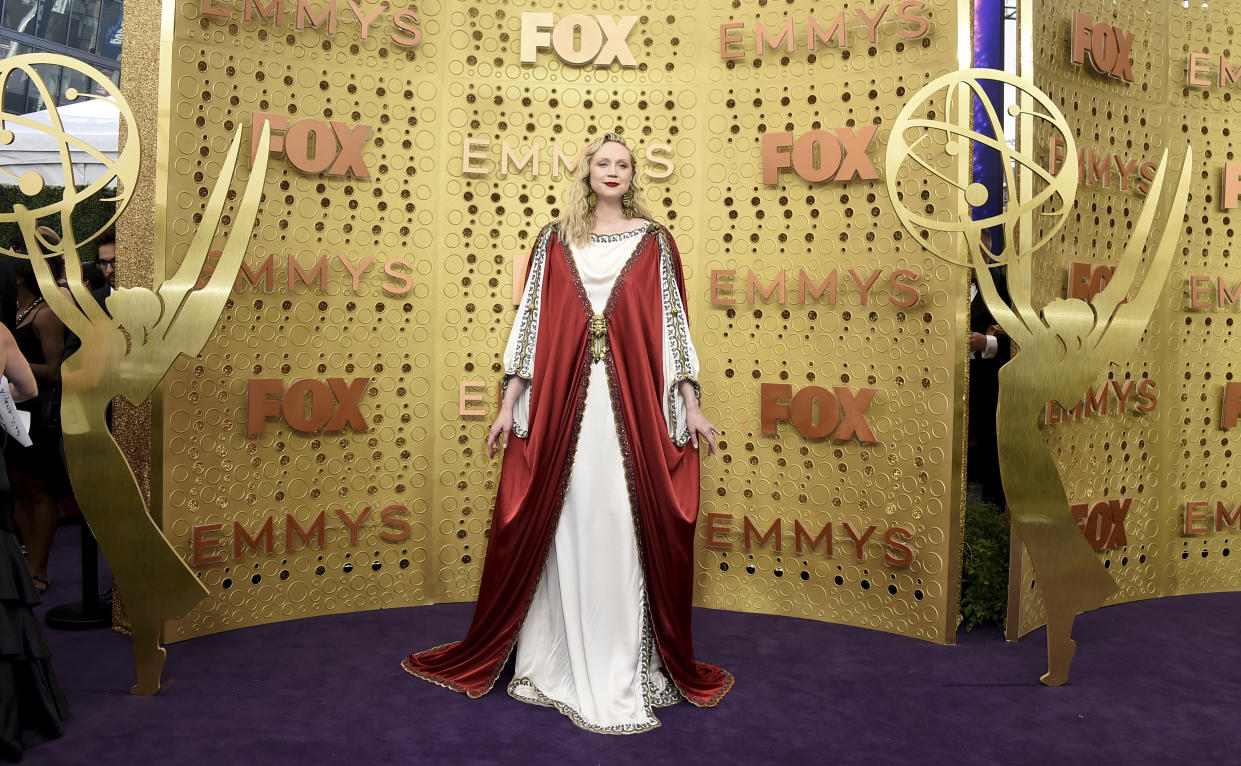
[{"xmin": 487, "ymin": 407, "xmax": 514, "ymax": 459}]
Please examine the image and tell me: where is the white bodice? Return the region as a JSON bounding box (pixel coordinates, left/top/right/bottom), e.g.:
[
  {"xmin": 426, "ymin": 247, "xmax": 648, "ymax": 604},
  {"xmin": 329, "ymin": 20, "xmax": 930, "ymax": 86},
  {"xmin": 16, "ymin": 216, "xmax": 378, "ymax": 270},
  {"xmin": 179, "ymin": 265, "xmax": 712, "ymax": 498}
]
[{"xmin": 568, "ymin": 228, "xmax": 648, "ymax": 312}]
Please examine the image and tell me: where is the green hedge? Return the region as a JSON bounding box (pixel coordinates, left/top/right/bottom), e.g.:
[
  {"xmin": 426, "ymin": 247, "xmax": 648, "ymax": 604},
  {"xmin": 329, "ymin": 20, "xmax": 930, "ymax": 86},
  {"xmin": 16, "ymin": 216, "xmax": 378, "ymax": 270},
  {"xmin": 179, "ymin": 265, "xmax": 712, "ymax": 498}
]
[
  {"xmin": 959, "ymin": 498, "xmax": 1010, "ymax": 632},
  {"xmin": 0, "ymin": 183, "xmax": 118, "ymax": 261}
]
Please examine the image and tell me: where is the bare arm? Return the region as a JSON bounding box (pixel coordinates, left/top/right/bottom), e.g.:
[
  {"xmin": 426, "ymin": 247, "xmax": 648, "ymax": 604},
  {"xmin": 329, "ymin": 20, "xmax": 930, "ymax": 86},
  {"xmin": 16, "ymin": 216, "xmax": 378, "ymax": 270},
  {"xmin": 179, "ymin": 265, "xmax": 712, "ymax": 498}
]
[
  {"xmin": 487, "ymin": 376, "xmax": 529, "ymax": 458},
  {"xmin": 0, "ymin": 325, "xmax": 37, "ymax": 401},
  {"xmin": 680, "ymin": 379, "xmax": 719, "ymax": 455},
  {"xmin": 679, "ymin": 379, "xmax": 698, "ymax": 407}
]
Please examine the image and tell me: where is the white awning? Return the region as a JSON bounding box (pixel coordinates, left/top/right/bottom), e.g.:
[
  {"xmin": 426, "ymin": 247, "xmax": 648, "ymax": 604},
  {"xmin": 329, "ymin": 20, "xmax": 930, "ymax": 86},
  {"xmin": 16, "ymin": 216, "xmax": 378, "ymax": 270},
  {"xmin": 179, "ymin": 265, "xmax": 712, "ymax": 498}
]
[{"xmin": 0, "ymin": 98, "xmax": 120, "ymax": 188}]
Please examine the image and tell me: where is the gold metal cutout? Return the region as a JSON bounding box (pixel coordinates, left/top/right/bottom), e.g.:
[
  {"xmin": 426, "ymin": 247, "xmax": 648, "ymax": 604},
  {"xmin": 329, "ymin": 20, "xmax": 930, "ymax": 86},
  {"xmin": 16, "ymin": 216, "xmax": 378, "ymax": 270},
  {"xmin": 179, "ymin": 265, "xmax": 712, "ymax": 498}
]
[
  {"xmin": 886, "ymin": 68, "xmax": 1192, "ymax": 686},
  {"xmin": 0, "ymin": 53, "xmax": 272, "ymax": 694}
]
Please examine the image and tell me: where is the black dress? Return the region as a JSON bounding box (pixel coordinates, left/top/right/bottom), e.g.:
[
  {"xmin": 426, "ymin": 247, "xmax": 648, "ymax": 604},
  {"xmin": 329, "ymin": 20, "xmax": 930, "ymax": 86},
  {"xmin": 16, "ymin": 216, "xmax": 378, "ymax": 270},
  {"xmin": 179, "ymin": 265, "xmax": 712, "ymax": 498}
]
[
  {"xmin": 6, "ymin": 307, "xmax": 69, "ymax": 498},
  {"xmin": 0, "ymin": 438, "xmax": 70, "ymax": 761}
]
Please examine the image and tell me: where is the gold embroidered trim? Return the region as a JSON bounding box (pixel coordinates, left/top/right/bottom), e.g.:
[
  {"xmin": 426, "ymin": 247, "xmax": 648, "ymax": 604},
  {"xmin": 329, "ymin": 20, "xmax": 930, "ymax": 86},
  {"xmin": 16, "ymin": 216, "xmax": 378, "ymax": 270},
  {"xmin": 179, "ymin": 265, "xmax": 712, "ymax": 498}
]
[
  {"xmin": 657, "ymin": 228, "xmax": 699, "ymax": 447},
  {"xmin": 505, "ymin": 601, "xmax": 673, "ymax": 735},
  {"xmin": 646, "ymin": 621, "xmax": 684, "ymax": 708},
  {"xmin": 658, "ymin": 228, "xmax": 695, "ymax": 385},
  {"xmin": 589, "ymin": 227, "xmax": 646, "ymax": 244},
  {"xmin": 400, "ymin": 642, "xmax": 476, "ymax": 695},
  {"xmin": 506, "ymin": 223, "xmax": 556, "ymax": 382}
]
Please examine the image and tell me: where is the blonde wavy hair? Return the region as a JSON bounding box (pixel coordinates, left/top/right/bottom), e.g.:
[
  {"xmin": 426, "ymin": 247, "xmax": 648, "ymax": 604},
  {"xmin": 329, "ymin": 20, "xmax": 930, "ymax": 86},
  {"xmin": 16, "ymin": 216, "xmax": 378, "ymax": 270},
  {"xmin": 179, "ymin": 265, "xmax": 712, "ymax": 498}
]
[{"xmin": 559, "ymin": 133, "xmax": 655, "ymax": 248}]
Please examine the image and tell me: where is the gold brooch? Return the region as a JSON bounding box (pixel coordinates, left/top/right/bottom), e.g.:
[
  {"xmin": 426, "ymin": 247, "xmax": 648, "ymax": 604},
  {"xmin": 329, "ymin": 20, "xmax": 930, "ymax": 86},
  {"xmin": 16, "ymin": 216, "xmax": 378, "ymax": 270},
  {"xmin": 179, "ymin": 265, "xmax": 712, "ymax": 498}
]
[{"xmin": 589, "ymin": 314, "xmax": 608, "ymax": 363}]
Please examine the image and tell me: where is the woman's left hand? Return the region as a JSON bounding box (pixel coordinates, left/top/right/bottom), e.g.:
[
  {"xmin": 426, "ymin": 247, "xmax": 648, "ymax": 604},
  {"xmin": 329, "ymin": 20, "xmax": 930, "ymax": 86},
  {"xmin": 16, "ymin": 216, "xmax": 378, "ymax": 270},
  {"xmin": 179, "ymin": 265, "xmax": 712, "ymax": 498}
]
[{"xmin": 686, "ymin": 408, "xmax": 720, "ymax": 455}]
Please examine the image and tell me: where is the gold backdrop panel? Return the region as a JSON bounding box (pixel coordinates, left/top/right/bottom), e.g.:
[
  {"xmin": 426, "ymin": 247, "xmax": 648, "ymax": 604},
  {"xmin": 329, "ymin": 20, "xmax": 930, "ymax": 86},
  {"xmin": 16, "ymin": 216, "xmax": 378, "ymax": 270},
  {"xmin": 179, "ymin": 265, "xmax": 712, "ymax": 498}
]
[
  {"xmin": 692, "ymin": 3, "xmax": 964, "ymax": 642},
  {"xmin": 0, "ymin": 44, "xmax": 273, "ymax": 693},
  {"xmin": 156, "ymin": 0, "xmax": 967, "ymax": 644},
  {"xmin": 1012, "ymin": 0, "xmax": 1241, "ymax": 638}
]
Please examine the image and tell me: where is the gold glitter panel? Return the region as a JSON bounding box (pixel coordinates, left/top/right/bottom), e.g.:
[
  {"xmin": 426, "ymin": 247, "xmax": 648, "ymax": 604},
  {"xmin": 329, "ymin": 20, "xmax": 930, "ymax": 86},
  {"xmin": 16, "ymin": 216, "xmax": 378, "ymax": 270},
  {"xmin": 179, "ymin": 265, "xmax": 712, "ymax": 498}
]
[
  {"xmin": 111, "ymin": 0, "xmax": 167, "ymax": 640},
  {"xmin": 113, "ymin": 0, "xmax": 164, "ymax": 518},
  {"xmin": 1011, "ymin": 0, "xmax": 1241, "ymax": 637},
  {"xmin": 154, "ymin": 0, "xmax": 967, "ymax": 644}
]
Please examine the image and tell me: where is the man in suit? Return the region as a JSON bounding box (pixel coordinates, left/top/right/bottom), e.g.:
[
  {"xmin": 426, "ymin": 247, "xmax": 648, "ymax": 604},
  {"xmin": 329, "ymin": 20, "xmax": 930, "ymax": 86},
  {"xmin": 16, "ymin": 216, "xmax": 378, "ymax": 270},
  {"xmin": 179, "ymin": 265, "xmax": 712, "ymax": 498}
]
[
  {"xmin": 969, "ymin": 228, "xmax": 1011, "ymax": 509},
  {"xmin": 94, "ymin": 229, "xmax": 117, "ymax": 292}
]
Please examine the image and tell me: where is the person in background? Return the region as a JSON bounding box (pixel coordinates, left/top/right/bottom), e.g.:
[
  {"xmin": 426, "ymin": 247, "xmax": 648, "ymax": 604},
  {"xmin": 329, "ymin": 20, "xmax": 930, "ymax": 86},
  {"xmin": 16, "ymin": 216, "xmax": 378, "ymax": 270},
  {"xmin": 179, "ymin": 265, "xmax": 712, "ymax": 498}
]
[
  {"xmin": 5, "ymin": 258, "xmax": 69, "ymax": 595},
  {"xmin": 94, "ymin": 229, "xmax": 116, "ymax": 291},
  {"xmin": 0, "ymin": 320, "xmax": 70, "ymax": 761},
  {"xmin": 967, "ymin": 227, "xmax": 1011, "ymax": 509}
]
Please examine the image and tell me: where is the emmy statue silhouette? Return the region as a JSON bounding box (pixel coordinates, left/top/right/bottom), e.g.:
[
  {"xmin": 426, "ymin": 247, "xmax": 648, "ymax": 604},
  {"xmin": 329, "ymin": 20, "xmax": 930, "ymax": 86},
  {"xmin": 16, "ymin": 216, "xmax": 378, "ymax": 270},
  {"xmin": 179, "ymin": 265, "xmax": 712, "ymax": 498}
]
[
  {"xmin": 887, "ymin": 69, "xmax": 1192, "ymax": 685},
  {"xmin": 0, "ymin": 54, "xmax": 271, "ymax": 693}
]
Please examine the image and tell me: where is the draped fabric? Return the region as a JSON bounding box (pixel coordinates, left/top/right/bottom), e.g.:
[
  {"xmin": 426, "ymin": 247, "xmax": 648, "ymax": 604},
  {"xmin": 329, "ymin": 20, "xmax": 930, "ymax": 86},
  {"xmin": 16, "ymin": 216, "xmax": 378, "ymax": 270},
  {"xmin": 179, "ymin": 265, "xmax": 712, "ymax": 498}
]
[
  {"xmin": 507, "ymin": 228, "xmax": 671, "ymax": 733},
  {"xmin": 1, "ymin": 457, "xmax": 70, "ymax": 761},
  {"xmin": 403, "ymin": 223, "xmax": 732, "ymax": 709}
]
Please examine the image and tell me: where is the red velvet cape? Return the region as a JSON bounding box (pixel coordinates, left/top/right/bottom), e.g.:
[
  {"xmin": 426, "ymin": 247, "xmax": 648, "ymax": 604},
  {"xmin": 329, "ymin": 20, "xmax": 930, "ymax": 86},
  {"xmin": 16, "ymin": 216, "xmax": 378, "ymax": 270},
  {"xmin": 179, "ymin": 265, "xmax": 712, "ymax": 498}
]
[{"xmin": 403, "ymin": 224, "xmax": 733, "ymax": 707}]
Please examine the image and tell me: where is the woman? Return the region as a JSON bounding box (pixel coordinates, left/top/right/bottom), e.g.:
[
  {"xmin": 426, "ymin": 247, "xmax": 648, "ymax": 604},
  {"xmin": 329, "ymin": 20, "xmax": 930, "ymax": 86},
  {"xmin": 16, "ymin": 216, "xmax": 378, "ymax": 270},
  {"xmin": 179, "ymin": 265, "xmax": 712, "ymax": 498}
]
[
  {"xmin": 0, "ymin": 321, "xmax": 70, "ymax": 761},
  {"xmin": 404, "ymin": 133, "xmax": 732, "ymax": 732},
  {"xmin": 5, "ymin": 257, "xmax": 68, "ymax": 595}
]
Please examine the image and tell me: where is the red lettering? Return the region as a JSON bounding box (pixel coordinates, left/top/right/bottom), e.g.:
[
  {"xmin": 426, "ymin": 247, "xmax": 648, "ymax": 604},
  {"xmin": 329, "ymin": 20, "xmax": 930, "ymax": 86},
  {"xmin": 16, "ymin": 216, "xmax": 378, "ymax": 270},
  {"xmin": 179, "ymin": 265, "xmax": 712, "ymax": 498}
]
[
  {"xmin": 794, "ymin": 520, "xmax": 832, "ymax": 556},
  {"xmin": 192, "ymin": 523, "xmax": 224, "ymax": 566},
  {"xmin": 842, "ymin": 522, "xmax": 877, "ymax": 560},
  {"xmin": 888, "ymin": 269, "xmax": 920, "ymax": 307},
  {"xmin": 1224, "ymin": 382, "xmax": 1241, "ymax": 429},
  {"xmin": 233, "ymin": 516, "xmax": 275, "ymax": 558},
  {"xmin": 743, "ymin": 516, "xmax": 782, "ymax": 551},
  {"xmin": 706, "ymin": 513, "xmax": 733, "ymax": 549},
  {"xmin": 335, "ymin": 506, "xmax": 373, "ymax": 545},
  {"xmin": 247, "ymin": 378, "xmax": 285, "ymax": 436},
  {"xmin": 287, "ymin": 510, "xmax": 326, "ymax": 550},
  {"xmin": 380, "ymin": 504, "xmax": 412, "ymax": 543},
  {"xmin": 1185, "ymin": 501, "xmax": 1210, "ymax": 535},
  {"xmin": 883, "ymin": 525, "xmax": 915, "ymax": 566},
  {"xmin": 790, "ymin": 386, "xmax": 840, "ymax": 438},
  {"xmin": 1135, "ymin": 379, "xmax": 1157, "ymax": 413},
  {"xmin": 382, "ymin": 258, "xmax": 414, "ymax": 295},
  {"xmin": 760, "ymin": 383, "xmax": 794, "ymax": 436},
  {"xmin": 709, "ymin": 269, "xmax": 736, "ymax": 305}
]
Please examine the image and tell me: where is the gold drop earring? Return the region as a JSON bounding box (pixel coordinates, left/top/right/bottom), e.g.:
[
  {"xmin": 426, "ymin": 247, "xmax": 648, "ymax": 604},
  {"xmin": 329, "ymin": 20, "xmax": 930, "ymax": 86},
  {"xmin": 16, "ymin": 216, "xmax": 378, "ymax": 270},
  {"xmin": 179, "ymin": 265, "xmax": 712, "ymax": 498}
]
[
  {"xmin": 588, "ymin": 189, "xmax": 597, "ymax": 209},
  {"xmin": 622, "ymin": 188, "xmax": 635, "ymax": 217}
]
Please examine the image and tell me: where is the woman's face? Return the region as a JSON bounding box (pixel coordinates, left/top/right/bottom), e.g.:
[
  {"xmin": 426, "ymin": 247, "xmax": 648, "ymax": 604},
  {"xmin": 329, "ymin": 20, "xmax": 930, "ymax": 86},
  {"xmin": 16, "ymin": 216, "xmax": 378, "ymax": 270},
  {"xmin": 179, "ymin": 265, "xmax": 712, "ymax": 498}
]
[{"xmin": 588, "ymin": 141, "xmax": 635, "ymax": 205}]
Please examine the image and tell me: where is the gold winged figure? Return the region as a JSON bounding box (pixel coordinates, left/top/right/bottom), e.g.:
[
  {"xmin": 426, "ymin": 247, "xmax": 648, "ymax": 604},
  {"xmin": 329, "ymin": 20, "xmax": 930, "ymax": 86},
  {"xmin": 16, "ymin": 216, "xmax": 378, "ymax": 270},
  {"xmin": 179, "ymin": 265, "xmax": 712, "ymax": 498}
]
[
  {"xmin": 887, "ymin": 69, "xmax": 1192, "ymax": 685},
  {"xmin": 0, "ymin": 54, "xmax": 271, "ymax": 694}
]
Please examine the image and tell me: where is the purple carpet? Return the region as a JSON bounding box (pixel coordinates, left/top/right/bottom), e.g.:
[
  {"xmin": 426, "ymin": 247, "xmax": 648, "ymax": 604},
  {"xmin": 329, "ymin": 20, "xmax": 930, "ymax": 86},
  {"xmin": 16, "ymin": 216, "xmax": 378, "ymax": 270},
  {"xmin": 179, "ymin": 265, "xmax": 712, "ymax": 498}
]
[{"xmin": 23, "ymin": 526, "xmax": 1239, "ymax": 765}]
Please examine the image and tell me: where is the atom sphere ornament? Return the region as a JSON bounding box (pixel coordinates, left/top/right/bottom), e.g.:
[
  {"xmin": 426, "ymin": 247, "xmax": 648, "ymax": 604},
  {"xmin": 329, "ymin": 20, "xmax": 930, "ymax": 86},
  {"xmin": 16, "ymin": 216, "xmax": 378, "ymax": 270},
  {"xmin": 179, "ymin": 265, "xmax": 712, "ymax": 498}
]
[
  {"xmin": 0, "ymin": 54, "xmax": 273, "ymax": 695},
  {"xmin": 887, "ymin": 68, "xmax": 1193, "ymax": 687},
  {"xmin": 885, "ymin": 68, "xmax": 1078, "ymax": 268},
  {"xmin": 0, "ymin": 54, "xmax": 138, "ymax": 255}
]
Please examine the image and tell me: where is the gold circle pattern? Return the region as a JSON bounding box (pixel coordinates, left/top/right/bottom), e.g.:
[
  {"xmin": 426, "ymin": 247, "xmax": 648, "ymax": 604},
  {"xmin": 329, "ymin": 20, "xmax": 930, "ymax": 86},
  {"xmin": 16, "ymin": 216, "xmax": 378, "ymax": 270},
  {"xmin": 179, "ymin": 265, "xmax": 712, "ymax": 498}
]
[{"xmin": 159, "ymin": 0, "xmax": 967, "ymax": 644}]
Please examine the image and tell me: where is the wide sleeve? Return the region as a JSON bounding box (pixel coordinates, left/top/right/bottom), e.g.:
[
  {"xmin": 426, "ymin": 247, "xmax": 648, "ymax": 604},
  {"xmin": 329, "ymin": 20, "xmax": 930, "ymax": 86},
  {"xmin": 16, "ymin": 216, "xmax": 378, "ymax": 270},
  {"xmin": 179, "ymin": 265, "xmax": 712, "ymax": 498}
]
[
  {"xmin": 656, "ymin": 228, "xmax": 701, "ymax": 446},
  {"xmin": 501, "ymin": 224, "xmax": 555, "ymax": 437}
]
